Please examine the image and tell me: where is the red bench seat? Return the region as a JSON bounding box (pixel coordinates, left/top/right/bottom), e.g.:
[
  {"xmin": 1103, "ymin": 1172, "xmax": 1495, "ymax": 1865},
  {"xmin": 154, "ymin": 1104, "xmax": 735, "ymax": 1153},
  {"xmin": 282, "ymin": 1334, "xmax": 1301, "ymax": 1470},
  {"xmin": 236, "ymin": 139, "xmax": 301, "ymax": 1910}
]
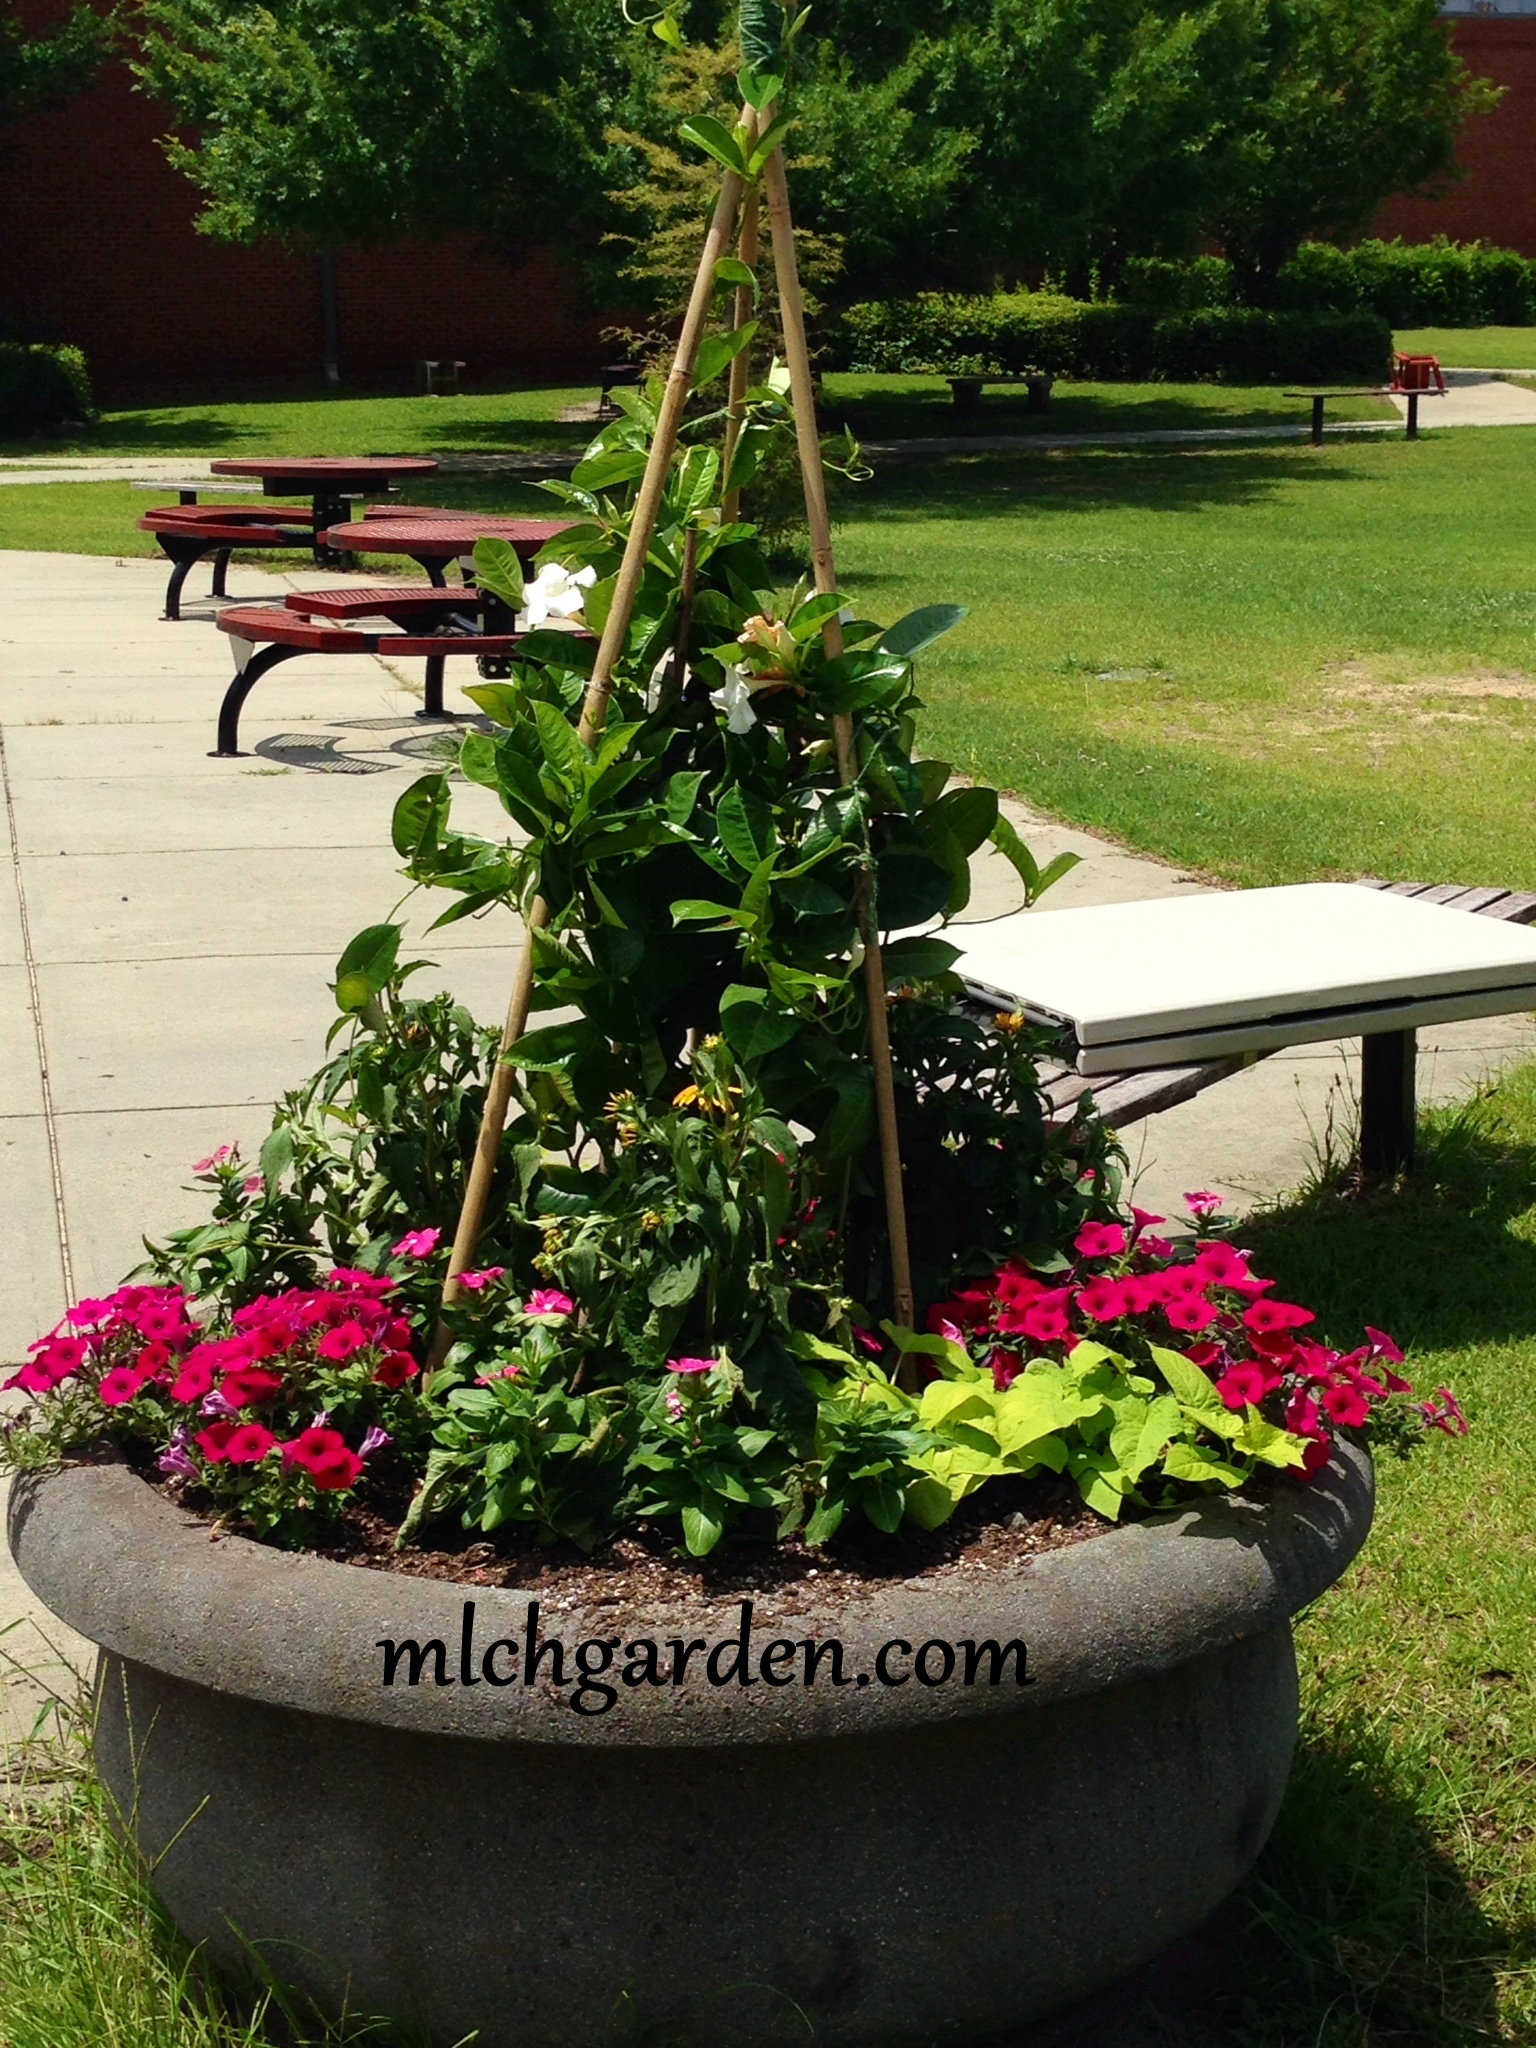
[
  {"xmin": 138, "ymin": 504, "xmax": 322, "ymax": 620},
  {"xmin": 211, "ymin": 602, "xmax": 537, "ymax": 755}
]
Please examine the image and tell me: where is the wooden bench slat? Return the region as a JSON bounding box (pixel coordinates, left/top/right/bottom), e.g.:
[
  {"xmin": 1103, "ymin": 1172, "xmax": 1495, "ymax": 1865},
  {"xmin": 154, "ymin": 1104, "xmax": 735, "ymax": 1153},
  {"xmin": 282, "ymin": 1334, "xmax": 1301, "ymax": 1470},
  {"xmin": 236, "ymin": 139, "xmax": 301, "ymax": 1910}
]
[{"xmin": 1475, "ymin": 890, "xmax": 1536, "ymax": 924}]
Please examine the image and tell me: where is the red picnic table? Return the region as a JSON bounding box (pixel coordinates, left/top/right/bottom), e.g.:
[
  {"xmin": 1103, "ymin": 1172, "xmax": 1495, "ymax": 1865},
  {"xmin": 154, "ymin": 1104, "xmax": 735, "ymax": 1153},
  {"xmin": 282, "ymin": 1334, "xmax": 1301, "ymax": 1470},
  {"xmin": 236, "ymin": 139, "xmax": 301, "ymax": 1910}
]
[
  {"xmin": 140, "ymin": 457, "xmax": 443, "ymax": 619},
  {"xmin": 317, "ymin": 514, "xmax": 575, "ymax": 586},
  {"xmin": 210, "ymin": 457, "xmax": 441, "ymax": 562}
]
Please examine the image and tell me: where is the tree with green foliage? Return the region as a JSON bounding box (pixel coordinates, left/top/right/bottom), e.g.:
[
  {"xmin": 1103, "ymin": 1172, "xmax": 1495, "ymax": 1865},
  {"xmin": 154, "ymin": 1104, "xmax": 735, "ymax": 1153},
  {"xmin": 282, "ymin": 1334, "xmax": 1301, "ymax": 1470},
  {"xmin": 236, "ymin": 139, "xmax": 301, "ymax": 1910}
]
[
  {"xmin": 1, "ymin": 3, "xmax": 109, "ymax": 130},
  {"xmin": 131, "ymin": 0, "xmax": 631, "ymax": 253},
  {"xmin": 127, "ymin": 0, "xmax": 1495, "ymax": 311}
]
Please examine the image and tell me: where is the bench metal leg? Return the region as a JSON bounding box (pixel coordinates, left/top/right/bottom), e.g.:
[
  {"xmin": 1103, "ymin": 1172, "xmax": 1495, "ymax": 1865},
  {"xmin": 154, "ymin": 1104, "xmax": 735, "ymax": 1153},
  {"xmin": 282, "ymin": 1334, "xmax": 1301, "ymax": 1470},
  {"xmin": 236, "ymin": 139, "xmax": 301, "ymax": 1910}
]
[
  {"xmin": 211, "ymin": 548, "xmax": 232, "ymax": 599},
  {"xmin": 1360, "ymin": 1027, "xmax": 1416, "ymax": 1176},
  {"xmin": 211, "ymin": 644, "xmax": 303, "ymax": 757},
  {"xmin": 1406, "ymin": 391, "xmax": 1420, "ymax": 440},
  {"xmin": 159, "ymin": 541, "xmax": 211, "ymax": 622},
  {"xmin": 1311, "ymin": 395, "xmax": 1326, "ymax": 446},
  {"xmin": 419, "ymin": 656, "xmax": 448, "ymax": 718}
]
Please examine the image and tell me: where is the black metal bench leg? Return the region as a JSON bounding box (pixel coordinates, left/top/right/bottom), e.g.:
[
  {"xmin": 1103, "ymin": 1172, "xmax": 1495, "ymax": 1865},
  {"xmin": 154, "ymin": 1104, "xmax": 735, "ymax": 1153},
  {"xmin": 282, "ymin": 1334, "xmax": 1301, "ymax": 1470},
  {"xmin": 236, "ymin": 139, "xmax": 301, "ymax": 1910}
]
[
  {"xmin": 160, "ymin": 542, "xmax": 209, "ymax": 621},
  {"xmin": 1360, "ymin": 1027, "xmax": 1416, "ymax": 1177},
  {"xmin": 211, "ymin": 548, "xmax": 232, "ymax": 599},
  {"xmin": 1406, "ymin": 391, "xmax": 1420, "ymax": 440},
  {"xmin": 211, "ymin": 644, "xmax": 303, "ymax": 757},
  {"xmin": 1311, "ymin": 395, "xmax": 1326, "ymax": 447},
  {"xmin": 419, "ymin": 655, "xmax": 447, "ymax": 718}
]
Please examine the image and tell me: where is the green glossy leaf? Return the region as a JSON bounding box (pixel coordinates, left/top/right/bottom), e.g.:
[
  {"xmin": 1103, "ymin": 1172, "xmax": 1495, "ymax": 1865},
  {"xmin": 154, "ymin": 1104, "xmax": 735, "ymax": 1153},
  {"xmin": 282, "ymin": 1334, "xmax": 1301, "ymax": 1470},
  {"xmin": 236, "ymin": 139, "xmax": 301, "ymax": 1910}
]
[
  {"xmin": 681, "ymin": 1500, "xmax": 726, "ymax": 1555},
  {"xmin": 880, "ymin": 934, "xmax": 961, "ymax": 984},
  {"xmin": 471, "ymin": 536, "xmax": 524, "ymax": 609},
  {"xmin": 736, "ymin": 62, "xmax": 785, "ymax": 111},
  {"xmin": 390, "ymin": 773, "xmax": 448, "ymax": 858},
  {"xmin": 694, "ymin": 320, "xmax": 759, "ymax": 389},
  {"xmin": 678, "ymin": 114, "xmax": 747, "ymax": 174},
  {"xmin": 714, "ymin": 255, "xmax": 760, "ymax": 300},
  {"xmin": 879, "ymin": 604, "xmax": 968, "ymax": 661},
  {"xmin": 923, "ymin": 785, "xmax": 998, "ymax": 858},
  {"xmin": 332, "ymin": 922, "xmax": 401, "ymax": 1013},
  {"xmin": 570, "ymin": 447, "xmax": 649, "ymax": 492},
  {"xmin": 717, "ymin": 786, "xmax": 774, "ymax": 870},
  {"xmin": 720, "ymin": 983, "xmax": 801, "ymax": 1059},
  {"xmin": 739, "ymin": 0, "xmax": 786, "ymax": 69},
  {"xmin": 533, "ymin": 700, "xmax": 586, "ymax": 787}
]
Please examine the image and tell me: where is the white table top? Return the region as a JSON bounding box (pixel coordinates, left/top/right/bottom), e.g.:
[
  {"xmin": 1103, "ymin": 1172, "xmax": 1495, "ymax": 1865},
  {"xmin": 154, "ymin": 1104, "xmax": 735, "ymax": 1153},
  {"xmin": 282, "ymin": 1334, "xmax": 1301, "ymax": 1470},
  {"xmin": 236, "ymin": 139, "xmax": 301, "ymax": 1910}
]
[{"xmin": 950, "ymin": 883, "xmax": 1536, "ymax": 1073}]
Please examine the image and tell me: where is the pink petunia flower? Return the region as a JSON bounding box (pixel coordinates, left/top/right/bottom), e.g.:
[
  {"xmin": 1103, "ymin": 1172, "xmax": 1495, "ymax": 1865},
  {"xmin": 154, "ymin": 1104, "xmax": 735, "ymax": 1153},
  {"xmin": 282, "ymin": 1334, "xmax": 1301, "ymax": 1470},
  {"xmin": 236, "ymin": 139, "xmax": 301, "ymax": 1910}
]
[
  {"xmin": 98, "ymin": 1365, "xmax": 149, "ymax": 1408},
  {"xmin": 282, "ymin": 1426, "xmax": 364, "ymax": 1491},
  {"xmin": 192, "ymin": 1145, "xmax": 236, "ymax": 1174},
  {"xmin": 372, "ymin": 1352, "xmax": 418, "ymax": 1389},
  {"xmin": 1365, "ymin": 1326, "xmax": 1405, "ymax": 1365},
  {"xmin": 392, "ymin": 1227, "xmax": 442, "ymax": 1259},
  {"xmin": 1421, "ymin": 1387, "xmax": 1469, "ymax": 1437},
  {"xmin": 1321, "ymin": 1383, "xmax": 1371, "ymax": 1428},
  {"xmin": 988, "ymin": 1348, "xmax": 1023, "ymax": 1391},
  {"xmin": 1216, "ymin": 1362, "xmax": 1271, "ymax": 1410},
  {"xmin": 358, "ymin": 1426, "xmax": 392, "ymax": 1458},
  {"xmin": 1129, "ymin": 1206, "xmax": 1166, "ymax": 1231},
  {"xmin": 1019, "ymin": 1289, "xmax": 1075, "ymax": 1344},
  {"xmin": 1192, "ymin": 1241, "xmax": 1252, "ymax": 1288},
  {"xmin": 1074, "ymin": 1221, "xmax": 1127, "ymax": 1260},
  {"xmin": 1164, "ymin": 1293, "xmax": 1219, "ymax": 1334},
  {"xmin": 316, "ymin": 1320, "xmax": 369, "ymax": 1362},
  {"xmin": 457, "ymin": 1267, "xmax": 506, "ymax": 1292},
  {"xmin": 666, "ymin": 1356, "xmax": 716, "ymax": 1375},
  {"xmin": 1075, "ymin": 1276, "xmax": 1129, "ymax": 1323},
  {"xmin": 221, "ymin": 1365, "xmax": 285, "ymax": 1407},
  {"xmin": 1184, "ymin": 1190, "xmax": 1224, "ymax": 1218},
  {"xmin": 1243, "ymin": 1299, "xmax": 1316, "ymax": 1336}
]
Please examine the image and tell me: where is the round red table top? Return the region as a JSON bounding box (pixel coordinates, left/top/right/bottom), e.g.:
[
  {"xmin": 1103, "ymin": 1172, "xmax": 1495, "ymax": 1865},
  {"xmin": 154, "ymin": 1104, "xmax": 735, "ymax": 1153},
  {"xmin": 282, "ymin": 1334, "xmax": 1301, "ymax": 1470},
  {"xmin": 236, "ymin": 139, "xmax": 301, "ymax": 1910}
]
[
  {"xmin": 318, "ymin": 515, "xmax": 575, "ymax": 555},
  {"xmin": 210, "ymin": 457, "xmax": 440, "ymax": 485}
]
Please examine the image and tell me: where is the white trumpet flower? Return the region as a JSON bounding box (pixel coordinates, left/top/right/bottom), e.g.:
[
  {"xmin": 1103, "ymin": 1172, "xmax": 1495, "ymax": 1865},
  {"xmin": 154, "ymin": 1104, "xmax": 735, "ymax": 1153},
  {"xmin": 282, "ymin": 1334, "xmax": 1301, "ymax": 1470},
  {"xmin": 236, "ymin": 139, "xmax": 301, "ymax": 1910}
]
[
  {"xmin": 524, "ymin": 561, "xmax": 597, "ymax": 628},
  {"xmin": 709, "ymin": 664, "xmax": 759, "ymax": 735}
]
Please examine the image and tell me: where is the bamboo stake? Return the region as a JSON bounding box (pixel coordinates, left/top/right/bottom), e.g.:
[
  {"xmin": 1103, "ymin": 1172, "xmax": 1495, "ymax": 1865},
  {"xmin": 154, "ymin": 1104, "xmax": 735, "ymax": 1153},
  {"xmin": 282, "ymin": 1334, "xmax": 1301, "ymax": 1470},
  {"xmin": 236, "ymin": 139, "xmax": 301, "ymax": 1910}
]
[
  {"xmin": 431, "ymin": 163, "xmax": 747, "ymax": 1356},
  {"xmin": 721, "ymin": 183, "xmax": 761, "ymax": 525},
  {"xmin": 762, "ymin": 145, "xmax": 917, "ymax": 1334}
]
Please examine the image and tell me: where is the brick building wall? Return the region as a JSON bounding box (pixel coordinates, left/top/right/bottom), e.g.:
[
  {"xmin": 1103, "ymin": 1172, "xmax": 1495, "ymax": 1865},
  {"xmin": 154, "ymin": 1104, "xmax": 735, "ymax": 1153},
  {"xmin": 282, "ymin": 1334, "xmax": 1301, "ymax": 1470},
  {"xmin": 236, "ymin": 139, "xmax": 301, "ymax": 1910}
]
[
  {"xmin": 0, "ymin": 0, "xmax": 608, "ymax": 394},
  {"xmin": 1374, "ymin": 12, "xmax": 1536, "ymax": 257}
]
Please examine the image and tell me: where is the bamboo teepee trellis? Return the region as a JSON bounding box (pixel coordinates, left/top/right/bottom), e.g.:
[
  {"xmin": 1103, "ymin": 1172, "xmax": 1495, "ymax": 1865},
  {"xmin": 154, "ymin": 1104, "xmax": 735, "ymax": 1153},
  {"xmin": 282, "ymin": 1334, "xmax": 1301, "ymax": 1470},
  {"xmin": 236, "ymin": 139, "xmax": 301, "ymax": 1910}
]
[{"xmin": 435, "ymin": 115, "xmax": 915, "ymax": 1348}]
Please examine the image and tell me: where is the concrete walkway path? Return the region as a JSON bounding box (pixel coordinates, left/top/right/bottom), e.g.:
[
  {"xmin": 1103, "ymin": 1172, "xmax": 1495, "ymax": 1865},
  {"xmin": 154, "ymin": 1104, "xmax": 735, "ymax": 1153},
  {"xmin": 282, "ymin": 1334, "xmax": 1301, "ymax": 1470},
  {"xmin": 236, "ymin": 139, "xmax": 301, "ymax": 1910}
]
[
  {"xmin": 1391, "ymin": 367, "xmax": 1536, "ymax": 429},
  {"xmin": 2, "ymin": 545, "xmax": 1532, "ymax": 1733}
]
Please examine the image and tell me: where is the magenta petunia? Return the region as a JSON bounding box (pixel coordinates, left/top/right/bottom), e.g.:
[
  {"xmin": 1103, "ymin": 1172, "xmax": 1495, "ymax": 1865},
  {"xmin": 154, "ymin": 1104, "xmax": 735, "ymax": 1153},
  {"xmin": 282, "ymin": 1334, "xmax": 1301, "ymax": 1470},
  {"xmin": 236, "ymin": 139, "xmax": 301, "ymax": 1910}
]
[
  {"xmin": 1074, "ymin": 1275, "xmax": 1129, "ymax": 1323},
  {"xmin": 282, "ymin": 1426, "xmax": 365, "ymax": 1491},
  {"xmin": 222, "ymin": 1423, "xmax": 279, "ymax": 1464},
  {"xmin": 221, "ymin": 1365, "xmax": 285, "ymax": 1407},
  {"xmin": 1243, "ymin": 1299, "xmax": 1316, "ymax": 1336},
  {"xmin": 372, "ymin": 1351, "xmax": 418, "ymax": 1389},
  {"xmin": 666, "ymin": 1356, "xmax": 716, "ymax": 1375},
  {"xmin": 98, "ymin": 1365, "xmax": 150, "ymax": 1407},
  {"xmin": 1216, "ymin": 1362, "xmax": 1270, "ymax": 1410},
  {"xmin": 1074, "ymin": 1220, "xmax": 1127, "ymax": 1260},
  {"xmin": 1164, "ymin": 1293, "xmax": 1218, "ymax": 1334},
  {"xmin": 392, "ymin": 1227, "xmax": 442, "ymax": 1259}
]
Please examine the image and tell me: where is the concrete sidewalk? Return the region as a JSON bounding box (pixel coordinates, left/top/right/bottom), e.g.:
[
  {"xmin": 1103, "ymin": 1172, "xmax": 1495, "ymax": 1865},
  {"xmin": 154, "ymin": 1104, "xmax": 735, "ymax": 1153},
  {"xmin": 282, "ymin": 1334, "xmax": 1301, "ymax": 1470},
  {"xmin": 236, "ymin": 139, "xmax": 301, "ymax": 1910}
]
[{"xmin": 2, "ymin": 545, "xmax": 1532, "ymax": 1731}]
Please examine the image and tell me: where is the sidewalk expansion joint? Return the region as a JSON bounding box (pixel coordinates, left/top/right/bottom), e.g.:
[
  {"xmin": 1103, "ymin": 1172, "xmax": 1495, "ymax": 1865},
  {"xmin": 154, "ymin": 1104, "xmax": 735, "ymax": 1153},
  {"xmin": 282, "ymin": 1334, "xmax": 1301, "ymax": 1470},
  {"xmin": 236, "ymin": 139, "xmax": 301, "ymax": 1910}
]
[{"xmin": 0, "ymin": 722, "xmax": 73, "ymax": 1305}]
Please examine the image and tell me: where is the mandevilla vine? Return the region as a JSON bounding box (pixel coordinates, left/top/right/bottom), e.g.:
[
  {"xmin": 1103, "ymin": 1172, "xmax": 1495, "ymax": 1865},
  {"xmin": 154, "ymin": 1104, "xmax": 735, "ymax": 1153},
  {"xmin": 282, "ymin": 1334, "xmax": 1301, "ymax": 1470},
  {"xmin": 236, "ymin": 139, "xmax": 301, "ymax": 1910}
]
[{"xmin": 0, "ymin": 1, "xmax": 1465, "ymax": 1556}]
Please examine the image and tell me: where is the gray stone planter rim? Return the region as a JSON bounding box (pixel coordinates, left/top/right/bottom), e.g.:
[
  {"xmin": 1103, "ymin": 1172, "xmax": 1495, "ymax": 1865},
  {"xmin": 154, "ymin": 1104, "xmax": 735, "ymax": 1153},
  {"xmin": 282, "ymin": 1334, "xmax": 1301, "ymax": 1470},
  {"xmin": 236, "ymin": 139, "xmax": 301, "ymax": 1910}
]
[{"xmin": 7, "ymin": 1447, "xmax": 1372, "ymax": 1750}]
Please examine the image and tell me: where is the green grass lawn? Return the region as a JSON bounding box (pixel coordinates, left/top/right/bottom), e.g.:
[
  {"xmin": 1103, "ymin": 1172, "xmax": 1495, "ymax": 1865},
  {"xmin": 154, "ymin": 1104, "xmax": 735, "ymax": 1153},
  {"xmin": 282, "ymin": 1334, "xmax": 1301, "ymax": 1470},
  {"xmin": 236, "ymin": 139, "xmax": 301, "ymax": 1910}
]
[
  {"xmin": 7, "ymin": 423, "xmax": 1536, "ymax": 893},
  {"xmin": 1235, "ymin": 1070, "xmax": 1536, "ymax": 2044},
  {"xmin": 1395, "ymin": 327, "xmax": 1536, "ymax": 370},
  {"xmin": 0, "ymin": 384, "xmax": 598, "ymax": 462},
  {"xmin": 831, "ymin": 424, "xmax": 1536, "ymax": 892},
  {"xmin": 0, "ymin": 374, "xmax": 1394, "ymax": 466}
]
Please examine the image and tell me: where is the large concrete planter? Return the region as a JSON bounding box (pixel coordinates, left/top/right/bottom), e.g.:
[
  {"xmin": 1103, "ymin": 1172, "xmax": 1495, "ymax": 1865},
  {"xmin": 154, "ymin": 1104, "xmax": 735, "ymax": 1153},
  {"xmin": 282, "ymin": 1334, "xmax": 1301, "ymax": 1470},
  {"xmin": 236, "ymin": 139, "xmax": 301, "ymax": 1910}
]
[{"xmin": 7, "ymin": 1447, "xmax": 1372, "ymax": 2047}]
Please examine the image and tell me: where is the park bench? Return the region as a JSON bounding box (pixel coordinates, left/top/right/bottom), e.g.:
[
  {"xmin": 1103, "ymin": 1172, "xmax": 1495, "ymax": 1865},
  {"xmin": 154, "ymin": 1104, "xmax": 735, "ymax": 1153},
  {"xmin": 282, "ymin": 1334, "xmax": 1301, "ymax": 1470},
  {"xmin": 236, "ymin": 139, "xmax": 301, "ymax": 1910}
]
[
  {"xmin": 211, "ymin": 586, "xmax": 579, "ymax": 755},
  {"xmin": 946, "ymin": 373, "xmax": 1054, "ymax": 413},
  {"xmin": 1287, "ymin": 354, "xmax": 1447, "ymax": 446},
  {"xmin": 958, "ymin": 879, "xmax": 1536, "ymax": 1174},
  {"xmin": 138, "ymin": 503, "xmax": 320, "ymax": 621}
]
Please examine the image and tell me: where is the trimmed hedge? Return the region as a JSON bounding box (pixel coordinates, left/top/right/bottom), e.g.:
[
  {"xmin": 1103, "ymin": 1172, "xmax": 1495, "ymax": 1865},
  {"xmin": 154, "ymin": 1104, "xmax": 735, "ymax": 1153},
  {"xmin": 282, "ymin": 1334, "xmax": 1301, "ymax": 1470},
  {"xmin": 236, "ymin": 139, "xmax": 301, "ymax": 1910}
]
[
  {"xmin": 835, "ymin": 293, "xmax": 1392, "ymax": 386},
  {"xmin": 0, "ymin": 342, "xmax": 94, "ymax": 431},
  {"xmin": 1275, "ymin": 238, "xmax": 1536, "ymax": 327},
  {"xmin": 1115, "ymin": 241, "xmax": 1536, "ymax": 328}
]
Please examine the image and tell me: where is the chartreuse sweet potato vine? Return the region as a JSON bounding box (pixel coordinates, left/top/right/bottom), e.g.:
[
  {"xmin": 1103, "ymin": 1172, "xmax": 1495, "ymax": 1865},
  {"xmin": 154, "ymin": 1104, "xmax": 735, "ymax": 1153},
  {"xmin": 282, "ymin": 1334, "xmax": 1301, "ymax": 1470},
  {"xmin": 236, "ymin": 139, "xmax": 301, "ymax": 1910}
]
[{"xmin": 1, "ymin": 0, "xmax": 1455, "ymax": 1557}]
